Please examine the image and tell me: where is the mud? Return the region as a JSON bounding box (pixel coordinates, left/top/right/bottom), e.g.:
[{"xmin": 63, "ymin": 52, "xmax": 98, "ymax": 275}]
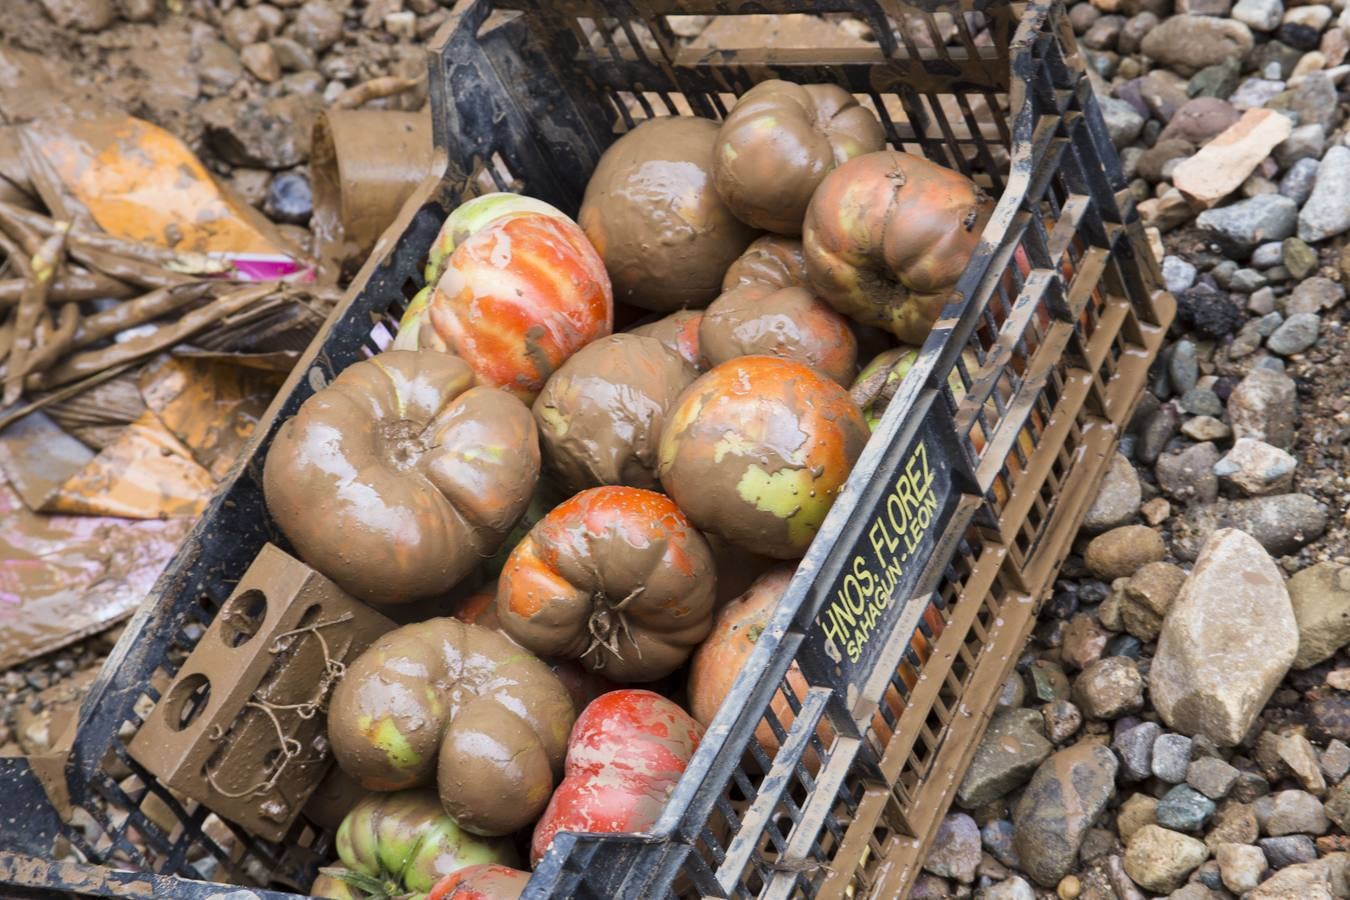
[
  {"xmin": 700, "ymin": 284, "xmax": 858, "ymax": 385},
  {"xmin": 496, "ymin": 487, "xmax": 718, "ymax": 682},
  {"xmin": 714, "ymin": 81, "xmax": 885, "ymax": 235},
  {"xmin": 263, "ymin": 350, "xmax": 540, "ymax": 605},
  {"xmin": 532, "ymin": 333, "xmax": 697, "ymax": 494},
  {"xmin": 327, "ymin": 618, "xmax": 575, "ymax": 837},
  {"xmin": 721, "ymin": 235, "xmax": 808, "ymax": 291},
  {"xmin": 629, "ymin": 309, "xmax": 708, "ymax": 371},
  {"xmin": 657, "ymin": 356, "xmax": 870, "ymax": 559},
  {"xmin": 803, "ymin": 149, "xmax": 993, "ymax": 344},
  {"xmin": 578, "ymin": 117, "xmax": 757, "ymax": 312}
]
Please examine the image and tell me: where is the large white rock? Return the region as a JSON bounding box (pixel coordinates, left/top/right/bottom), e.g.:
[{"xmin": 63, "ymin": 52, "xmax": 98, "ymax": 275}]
[{"xmin": 1151, "ymin": 528, "xmax": 1298, "ymax": 746}]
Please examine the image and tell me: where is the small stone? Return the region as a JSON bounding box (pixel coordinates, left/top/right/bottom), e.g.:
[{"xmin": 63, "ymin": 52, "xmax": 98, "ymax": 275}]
[
  {"xmin": 1322, "ymin": 742, "xmax": 1350, "ymax": 782},
  {"xmin": 1138, "ymin": 189, "xmax": 1196, "ymax": 232},
  {"xmin": 1207, "ymin": 800, "xmax": 1261, "ymax": 850},
  {"xmin": 1074, "ymin": 657, "xmax": 1145, "ymax": 720},
  {"xmin": 1122, "ymin": 561, "xmax": 1187, "ymax": 642},
  {"xmin": 1013, "ymin": 743, "xmax": 1120, "ymax": 887},
  {"xmin": 1119, "ymin": 12, "xmax": 1158, "ymax": 54},
  {"xmin": 1029, "ymin": 660, "xmax": 1071, "ymax": 704},
  {"xmin": 1158, "ymin": 784, "xmax": 1218, "ymax": 831},
  {"xmin": 1082, "ymin": 453, "xmax": 1142, "ymax": 533},
  {"xmin": 1100, "ymin": 96, "xmax": 1146, "ymax": 148},
  {"xmin": 1288, "ymin": 276, "xmax": 1344, "ymax": 314},
  {"xmin": 1084, "ymin": 526, "xmax": 1166, "ymax": 580},
  {"xmin": 1142, "ymin": 69, "xmax": 1194, "ymax": 120},
  {"xmin": 1260, "ymin": 834, "xmax": 1318, "ymax": 867},
  {"xmin": 384, "ymin": 10, "xmax": 416, "ymax": 39},
  {"xmin": 1043, "ymin": 700, "xmax": 1083, "ymax": 744},
  {"xmin": 1156, "ymin": 442, "xmax": 1220, "ymax": 504},
  {"xmin": 1254, "ymin": 790, "xmax": 1329, "ymax": 836},
  {"xmin": 924, "ymin": 812, "xmax": 981, "ymax": 882},
  {"xmin": 1279, "ymin": 156, "xmax": 1319, "ymax": 204},
  {"xmin": 1173, "ymin": 109, "xmax": 1294, "ymax": 207},
  {"xmin": 221, "ymin": 7, "xmax": 265, "ymax": 48},
  {"xmin": 1275, "ymin": 124, "xmax": 1326, "ymax": 170},
  {"xmin": 1084, "ymin": 15, "xmax": 1125, "ymax": 50},
  {"xmin": 1265, "ymin": 311, "xmax": 1319, "ymax": 356},
  {"xmin": 1227, "ymin": 367, "xmax": 1298, "ymax": 449},
  {"xmin": 1278, "ymin": 238, "xmax": 1316, "ymax": 282},
  {"xmin": 1169, "ymin": 340, "xmax": 1199, "ymax": 395},
  {"xmin": 1177, "ymin": 491, "xmax": 1328, "ymax": 559},
  {"xmin": 957, "ymin": 708, "xmax": 1054, "ymax": 809},
  {"xmin": 240, "ymin": 43, "xmax": 281, "ymax": 83},
  {"xmin": 1124, "ymin": 825, "xmax": 1210, "ymax": 893},
  {"xmin": 997, "ymin": 673, "xmax": 1026, "ymax": 709},
  {"xmin": 1154, "ymin": 733, "xmax": 1195, "ymax": 783},
  {"xmin": 1141, "ymin": 497, "xmax": 1171, "ymax": 526},
  {"xmin": 1106, "ymin": 633, "xmax": 1143, "ymax": 659},
  {"xmin": 1189, "ymin": 58, "xmax": 1243, "ymax": 100},
  {"xmin": 1181, "ymin": 416, "xmax": 1230, "ymax": 442},
  {"xmin": 1217, "ymin": 842, "xmax": 1268, "ymax": 893},
  {"xmin": 1251, "ymin": 860, "xmax": 1334, "ymax": 898},
  {"xmin": 1255, "ymin": 311, "xmax": 1285, "ymax": 337},
  {"xmin": 1233, "ymin": 771, "xmax": 1274, "ymax": 803},
  {"xmin": 264, "ymin": 172, "xmax": 313, "ymax": 225},
  {"xmin": 1057, "ymin": 874, "xmax": 1082, "ymax": 900},
  {"xmin": 197, "ymin": 40, "xmax": 245, "ymax": 93},
  {"xmin": 272, "ymin": 37, "xmax": 317, "ymax": 73},
  {"xmin": 1232, "ymin": 0, "xmax": 1283, "ymax": 31},
  {"xmin": 1252, "ymin": 242, "xmax": 1285, "ymax": 268},
  {"xmin": 1326, "ymin": 778, "xmax": 1350, "ymax": 833},
  {"xmin": 1179, "ymin": 387, "xmax": 1222, "ymax": 417},
  {"xmin": 908, "ymin": 873, "xmax": 949, "ymax": 899},
  {"xmin": 982, "ymin": 818, "xmax": 1020, "ymax": 870},
  {"xmin": 1232, "ymin": 76, "xmax": 1287, "ymax": 110},
  {"xmin": 1188, "ymin": 757, "xmax": 1240, "ymax": 799},
  {"xmin": 1213, "ymin": 438, "xmax": 1296, "ymax": 496},
  {"xmin": 983, "ymin": 875, "xmax": 1035, "ymax": 900},
  {"xmin": 1141, "ymin": 16, "xmax": 1255, "ymax": 76},
  {"xmin": 1138, "ymin": 400, "xmax": 1183, "ymax": 463},
  {"xmin": 1299, "ymin": 146, "xmax": 1350, "ymax": 242},
  {"xmin": 1277, "ymin": 733, "xmax": 1328, "ymax": 795},
  {"xmin": 1162, "ymin": 256, "xmax": 1198, "ymax": 294},
  {"xmin": 201, "ymin": 94, "xmax": 321, "ymax": 169},
  {"xmin": 1287, "ymin": 562, "xmax": 1350, "ymax": 670},
  {"xmin": 1159, "ymin": 97, "xmax": 1243, "ymax": 144},
  {"xmin": 1118, "ymin": 793, "xmax": 1159, "ymax": 843},
  {"xmin": 1197, "ymin": 194, "xmax": 1299, "ymax": 254},
  {"xmin": 1284, "ymin": 4, "xmax": 1331, "ymax": 30},
  {"xmin": 1116, "ymin": 720, "xmax": 1164, "ymax": 781},
  {"xmin": 1229, "ymin": 267, "xmax": 1268, "ymax": 292},
  {"xmin": 292, "ymin": 0, "xmax": 344, "ymax": 52},
  {"xmin": 1062, "ymin": 615, "xmax": 1110, "ymax": 671}
]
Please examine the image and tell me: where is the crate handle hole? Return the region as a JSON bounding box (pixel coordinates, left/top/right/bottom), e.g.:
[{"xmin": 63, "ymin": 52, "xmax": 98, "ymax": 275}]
[
  {"xmin": 164, "ymin": 673, "xmax": 212, "ymax": 732},
  {"xmin": 219, "ymin": 589, "xmax": 268, "ymax": 649}
]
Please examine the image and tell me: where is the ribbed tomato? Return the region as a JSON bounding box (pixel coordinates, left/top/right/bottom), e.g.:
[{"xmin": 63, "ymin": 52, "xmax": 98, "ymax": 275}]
[{"xmin": 427, "ymin": 864, "xmax": 531, "ymax": 900}]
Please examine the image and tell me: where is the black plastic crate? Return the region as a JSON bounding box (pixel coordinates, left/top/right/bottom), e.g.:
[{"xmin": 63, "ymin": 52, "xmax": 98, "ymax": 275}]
[{"xmin": 0, "ymin": 1, "xmax": 1173, "ymax": 897}]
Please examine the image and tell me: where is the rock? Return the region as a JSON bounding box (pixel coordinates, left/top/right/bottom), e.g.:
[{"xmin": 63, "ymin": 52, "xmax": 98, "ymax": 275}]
[
  {"xmin": 1179, "ymin": 387, "xmax": 1222, "ymax": 417},
  {"xmin": 1173, "ymin": 110, "xmax": 1294, "ymax": 207},
  {"xmin": 1014, "ymin": 743, "xmax": 1119, "ymax": 887},
  {"xmin": 1159, "ymin": 97, "xmax": 1242, "ymax": 144},
  {"xmin": 1233, "ymin": 0, "xmax": 1283, "ymax": 31},
  {"xmin": 1260, "ymin": 834, "xmax": 1318, "ymax": 867},
  {"xmin": 240, "ymin": 43, "xmax": 281, "ymax": 83},
  {"xmin": 1299, "ymin": 146, "xmax": 1350, "ymax": 242},
  {"xmin": 1253, "ymin": 242, "xmax": 1284, "ymax": 268},
  {"xmin": 1141, "ymin": 16, "xmax": 1255, "ymax": 75},
  {"xmin": 1229, "ymin": 267, "xmax": 1267, "ymax": 292},
  {"xmin": 1207, "ymin": 800, "xmax": 1261, "ymax": 850},
  {"xmin": 1249, "ymin": 859, "xmax": 1333, "ymax": 898},
  {"xmin": 1124, "ymin": 825, "xmax": 1210, "ymax": 893},
  {"xmin": 924, "ymin": 812, "xmax": 981, "ymax": 882},
  {"xmin": 1156, "ymin": 442, "xmax": 1220, "ymax": 504},
  {"xmin": 271, "ymin": 37, "xmax": 317, "ymax": 73},
  {"xmin": 1139, "ymin": 140, "xmax": 1198, "ymax": 183},
  {"xmin": 1231, "ymin": 77, "xmax": 1287, "ymax": 110},
  {"xmin": 983, "ymin": 876, "xmax": 1036, "ymax": 900},
  {"xmin": 1082, "ymin": 453, "xmax": 1142, "ymax": 533},
  {"xmin": 1162, "ymin": 257, "xmax": 1198, "ymax": 294},
  {"xmin": 908, "ymin": 872, "xmax": 949, "ymax": 899},
  {"xmin": 1122, "ymin": 561, "xmax": 1187, "ymax": 642},
  {"xmin": 201, "ymin": 94, "xmax": 321, "ymax": 169},
  {"xmin": 1152, "ymin": 529, "xmax": 1298, "ymax": 745},
  {"xmin": 1285, "ymin": 563, "xmax": 1350, "ymax": 669},
  {"xmin": 1073, "ymin": 657, "xmax": 1144, "ymax": 720},
  {"xmin": 1277, "ymin": 733, "xmax": 1327, "ymax": 795},
  {"xmin": 1321, "ymin": 741, "xmax": 1350, "ymax": 782},
  {"xmin": 983, "ymin": 818, "xmax": 1021, "ymax": 869},
  {"xmin": 1118, "ymin": 12, "xmax": 1158, "ymax": 54},
  {"xmin": 1138, "ymin": 401, "xmax": 1183, "ymax": 464},
  {"xmin": 1174, "ymin": 494, "xmax": 1328, "ymax": 560},
  {"xmin": 1138, "ymin": 189, "xmax": 1195, "ymax": 232},
  {"xmin": 1099, "ymin": 96, "xmax": 1146, "ymax": 148},
  {"xmin": 1196, "ymin": 194, "xmax": 1299, "ymax": 254},
  {"xmin": 1158, "ymin": 784, "xmax": 1218, "ymax": 831},
  {"xmin": 1188, "ymin": 757, "xmax": 1240, "ymax": 799},
  {"xmin": 1084, "ymin": 526, "xmax": 1166, "ymax": 580},
  {"xmin": 1326, "ymin": 778, "xmax": 1350, "ymax": 831},
  {"xmin": 1169, "ymin": 340, "xmax": 1199, "ymax": 395},
  {"xmin": 1279, "ymin": 157, "xmax": 1319, "ymax": 204},
  {"xmin": 1043, "ymin": 700, "xmax": 1084, "ymax": 743},
  {"xmin": 1029, "ymin": 660, "xmax": 1072, "ymax": 704},
  {"xmin": 1266, "ymin": 312, "xmax": 1320, "ymax": 356},
  {"xmin": 1181, "ymin": 416, "xmax": 1230, "ymax": 442},
  {"xmin": 1118, "ymin": 793, "xmax": 1159, "ymax": 843},
  {"xmin": 1178, "ymin": 283, "xmax": 1245, "ymax": 338},
  {"xmin": 1227, "ymin": 367, "xmax": 1297, "ymax": 449},
  {"xmin": 293, "ymin": 0, "xmax": 344, "ymax": 52},
  {"xmin": 265, "ymin": 172, "xmax": 313, "ymax": 225},
  {"xmin": 1254, "ymin": 790, "xmax": 1329, "ymax": 835},
  {"xmin": 1062, "ymin": 615, "xmax": 1110, "ymax": 671},
  {"xmin": 957, "ymin": 708, "xmax": 1054, "ymax": 809},
  {"xmin": 39, "ymin": 0, "xmax": 115, "ymax": 31},
  {"xmin": 1288, "ymin": 276, "xmax": 1344, "ymax": 314},
  {"xmin": 1115, "ymin": 720, "xmax": 1163, "ymax": 781},
  {"xmin": 1275, "ymin": 123, "xmax": 1326, "ymax": 169},
  {"xmin": 1310, "ymin": 696, "xmax": 1350, "ymax": 744},
  {"xmin": 1153, "ymin": 733, "xmax": 1194, "ymax": 783},
  {"xmin": 1271, "ymin": 71, "xmax": 1338, "ymax": 132},
  {"xmin": 221, "ymin": 7, "xmax": 265, "ymax": 49},
  {"xmin": 1214, "ymin": 438, "xmax": 1297, "ymax": 496},
  {"xmin": 998, "ymin": 673, "xmax": 1026, "ymax": 709},
  {"xmin": 1217, "ymin": 843, "xmax": 1268, "ymax": 893},
  {"xmin": 1142, "ymin": 69, "xmax": 1193, "ymax": 120}
]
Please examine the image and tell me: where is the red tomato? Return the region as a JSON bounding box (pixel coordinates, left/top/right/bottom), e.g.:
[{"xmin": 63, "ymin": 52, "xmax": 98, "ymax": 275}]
[
  {"xmin": 530, "ymin": 689, "xmax": 702, "ymax": 866},
  {"xmin": 427, "ymin": 864, "xmax": 532, "ymax": 900}
]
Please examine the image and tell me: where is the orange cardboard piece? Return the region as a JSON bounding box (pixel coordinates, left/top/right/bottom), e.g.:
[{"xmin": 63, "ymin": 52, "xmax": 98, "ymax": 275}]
[
  {"xmin": 23, "ymin": 116, "xmax": 294, "ymax": 256},
  {"xmin": 42, "ymin": 411, "xmax": 215, "ymax": 519}
]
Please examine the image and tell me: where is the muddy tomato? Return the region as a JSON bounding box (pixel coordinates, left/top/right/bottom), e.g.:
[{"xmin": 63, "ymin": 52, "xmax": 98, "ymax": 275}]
[
  {"xmin": 721, "ymin": 235, "xmax": 808, "ymax": 292},
  {"xmin": 803, "ymin": 150, "xmax": 993, "ymax": 345},
  {"xmin": 410, "ymin": 211, "xmax": 612, "ymax": 403},
  {"xmin": 629, "ymin": 309, "xmax": 708, "ymax": 371},
  {"xmin": 497, "ymin": 486, "xmax": 717, "ymax": 682},
  {"xmin": 531, "ymin": 689, "xmax": 702, "ymax": 866},
  {"xmin": 658, "ymin": 356, "xmax": 869, "ymax": 559},
  {"xmin": 427, "ymin": 864, "xmax": 532, "ymax": 900},
  {"xmin": 699, "ymin": 283, "xmax": 858, "ymax": 384},
  {"xmin": 262, "ymin": 350, "xmax": 539, "ymax": 605}
]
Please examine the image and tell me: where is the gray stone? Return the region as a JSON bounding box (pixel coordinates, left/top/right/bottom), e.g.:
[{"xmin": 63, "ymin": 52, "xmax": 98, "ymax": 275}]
[
  {"xmin": 1013, "ymin": 743, "xmax": 1120, "ymax": 887},
  {"xmin": 1152, "ymin": 529, "xmax": 1298, "ymax": 745},
  {"xmin": 1169, "ymin": 340, "xmax": 1199, "ymax": 395},
  {"xmin": 1300, "ymin": 146, "xmax": 1350, "ymax": 242},
  {"xmin": 1214, "ymin": 438, "xmax": 1297, "ymax": 496},
  {"xmin": 957, "ymin": 708, "xmax": 1053, "ymax": 809},
  {"xmin": 1188, "ymin": 756, "xmax": 1240, "ymax": 799},
  {"xmin": 1325, "ymin": 778, "xmax": 1350, "ymax": 831},
  {"xmin": 923, "ymin": 812, "xmax": 981, "ymax": 882},
  {"xmin": 271, "ymin": 37, "xmax": 317, "ymax": 73},
  {"xmin": 981, "ymin": 876, "xmax": 1035, "ymax": 900},
  {"xmin": 1100, "ymin": 96, "xmax": 1146, "ymax": 148},
  {"xmin": 1259, "ymin": 834, "xmax": 1318, "ymax": 867},
  {"xmin": 997, "ymin": 673, "xmax": 1026, "ymax": 709},
  {"xmin": 1182, "ymin": 415, "xmax": 1231, "ymax": 442},
  {"xmin": 1082, "ymin": 453, "xmax": 1142, "ymax": 533},
  {"xmin": 1230, "ymin": 267, "xmax": 1268, "ymax": 292},
  {"xmin": 1287, "ymin": 562, "xmax": 1350, "ymax": 669},
  {"xmin": 1232, "ymin": 0, "xmax": 1283, "ymax": 31},
  {"xmin": 1189, "ymin": 58, "xmax": 1243, "ymax": 100},
  {"xmin": 1175, "ymin": 493, "xmax": 1328, "ymax": 560},
  {"xmin": 1271, "ymin": 71, "xmax": 1338, "ymax": 133},
  {"xmin": 1029, "ymin": 660, "xmax": 1071, "ymax": 704},
  {"xmin": 1153, "ymin": 733, "xmax": 1195, "ymax": 783},
  {"xmin": 1231, "ymin": 76, "xmax": 1287, "ymax": 109},
  {"xmin": 1320, "ymin": 740, "xmax": 1350, "ymax": 783},
  {"xmin": 1119, "ymin": 12, "xmax": 1159, "ymax": 54},
  {"xmin": 1233, "ymin": 771, "xmax": 1273, "ymax": 803},
  {"xmin": 1160, "ymin": 97, "xmax": 1243, "ymax": 144},
  {"xmin": 1074, "ymin": 656, "xmax": 1145, "ymax": 720},
  {"xmin": 1142, "ymin": 69, "xmax": 1194, "ymax": 121},
  {"xmin": 1255, "ymin": 311, "xmax": 1285, "ymax": 336},
  {"xmin": 292, "ymin": 0, "xmax": 344, "ymax": 52},
  {"xmin": 200, "ymin": 94, "xmax": 321, "ymax": 169},
  {"xmin": 1140, "ymin": 16, "xmax": 1255, "ymax": 76},
  {"xmin": 1138, "ymin": 401, "xmax": 1183, "ymax": 464},
  {"xmin": 1115, "ymin": 720, "xmax": 1164, "ymax": 781},
  {"xmin": 1124, "ymin": 824, "xmax": 1210, "ymax": 893},
  {"xmin": 1288, "ymin": 277, "xmax": 1345, "ymax": 315},
  {"xmin": 1267, "ymin": 311, "xmax": 1320, "ymax": 355},
  {"xmin": 1254, "ymin": 790, "xmax": 1329, "ymax": 835},
  {"xmin": 981, "ymin": 819, "xmax": 1020, "ymax": 869},
  {"xmin": 1197, "ymin": 195, "xmax": 1299, "ymax": 254},
  {"xmin": 1279, "ymin": 156, "xmax": 1320, "ymax": 204},
  {"xmin": 1083, "ymin": 15, "xmax": 1125, "ymax": 50},
  {"xmin": 1252, "ymin": 242, "xmax": 1285, "ymax": 268},
  {"xmin": 1156, "ymin": 441, "xmax": 1221, "ymax": 504},
  {"xmin": 1275, "ymin": 123, "xmax": 1326, "ymax": 168},
  {"xmin": 1217, "ymin": 842, "xmax": 1268, "ymax": 893},
  {"xmin": 1249, "ymin": 860, "xmax": 1334, "ymax": 899},
  {"xmin": 1158, "ymin": 783, "xmax": 1218, "ymax": 833},
  {"xmin": 1163, "ymin": 256, "xmax": 1199, "ymax": 294},
  {"xmin": 1179, "ymin": 388, "xmax": 1223, "ymax": 417},
  {"xmin": 1249, "ymin": 286, "xmax": 1278, "ymax": 314},
  {"xmin": 1227, "ymin": 367, "xmax": 1298, "ymax": 449}
]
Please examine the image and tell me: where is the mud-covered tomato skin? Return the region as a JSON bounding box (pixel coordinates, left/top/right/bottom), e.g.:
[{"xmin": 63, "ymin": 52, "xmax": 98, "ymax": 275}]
[
  {"xmin": 531, "ymin": 689, "xmax": 702, "ymax": 866},
  {"xmin": 699, "ymin": 283, "xmax": 858, "ymax": 385},
  {"xmin": 630, "ymin": 309, "xmax": 708, "ymax": 371},
  {"xmin": 427, "ymin": 863, "xmax": 532, "ymax": 900},
  {"xmin": 657, "ymin": 356, "xmax": 869, "ymax": 559}
]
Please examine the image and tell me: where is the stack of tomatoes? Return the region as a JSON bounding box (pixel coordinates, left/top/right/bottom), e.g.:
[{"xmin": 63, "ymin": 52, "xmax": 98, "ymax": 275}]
[{"xmin": 265, "ymin": 81, "xmax": 994, "ymax": 900}]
